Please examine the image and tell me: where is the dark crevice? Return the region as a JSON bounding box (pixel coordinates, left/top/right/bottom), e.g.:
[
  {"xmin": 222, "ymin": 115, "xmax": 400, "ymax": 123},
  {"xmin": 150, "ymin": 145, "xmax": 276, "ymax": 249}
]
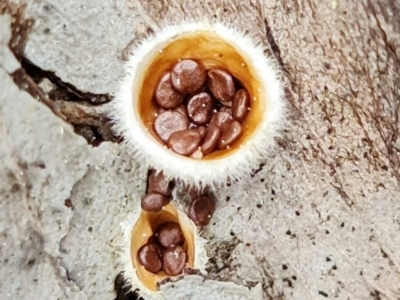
[
  {"xmin": 263, "ymin": 17, "xmax": 301, "ymax": 119},
  {"xmin": 21, "ymin": 58, "xmax": 111, "ymax": 105},
  {"xmin": 11, "ymin": 60, "xmax": 118, "ymax": 146},
  {"xmin": 2, "ymin": 1, "xmax": 118, "ymax": 147},
  {"xmin": 264, "ymin": 18, "xmax": 288, "ymax": 75},
  {"xmin": 18, "ymin": 59, "xmax": 119, "ymax": 146},
  {"xmin": 250, "ymin": 162, "xmax": 266, "ymax": 177}
]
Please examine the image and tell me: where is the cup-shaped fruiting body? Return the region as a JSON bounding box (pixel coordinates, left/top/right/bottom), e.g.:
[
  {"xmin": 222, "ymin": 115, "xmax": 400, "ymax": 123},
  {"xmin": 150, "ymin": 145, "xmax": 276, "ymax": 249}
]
[
  {"xmin": 120, "ymin": 200, "xmax": 207, "ymax": 299},
  {"xmin": 111, "ymin": 22, "xmax": 284, "ymax": 187}
]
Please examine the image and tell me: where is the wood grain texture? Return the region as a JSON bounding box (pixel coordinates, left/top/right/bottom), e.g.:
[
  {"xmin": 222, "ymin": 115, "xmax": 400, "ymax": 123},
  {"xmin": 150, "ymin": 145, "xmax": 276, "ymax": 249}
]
[{"xmin": 2, "ymin": 0, "xmax": 400, "ymax": 299}]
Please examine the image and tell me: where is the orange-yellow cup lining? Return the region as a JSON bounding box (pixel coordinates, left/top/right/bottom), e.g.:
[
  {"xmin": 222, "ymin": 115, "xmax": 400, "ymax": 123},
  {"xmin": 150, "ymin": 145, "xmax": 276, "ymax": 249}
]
[
  {"xmin": 137, "ymin": 31, "xmax": 265, "ymax": 160},
  {"xmin": 130, "ymin": 204, "xmax": 195, "ymax": 291}
]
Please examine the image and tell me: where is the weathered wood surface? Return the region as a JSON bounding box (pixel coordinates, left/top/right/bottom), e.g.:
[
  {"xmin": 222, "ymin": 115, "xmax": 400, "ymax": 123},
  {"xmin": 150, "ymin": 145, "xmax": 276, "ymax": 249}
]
[{"xmin": 1, "ymin": 0, "xmax": 400, "ymax": 299}]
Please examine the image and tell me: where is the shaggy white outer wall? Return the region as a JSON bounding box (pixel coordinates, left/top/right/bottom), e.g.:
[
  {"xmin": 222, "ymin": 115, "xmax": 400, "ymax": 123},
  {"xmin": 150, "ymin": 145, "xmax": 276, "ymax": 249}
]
[{"xmin": 110, "ymin": 22, "xmax": 285, "ymax": 188}]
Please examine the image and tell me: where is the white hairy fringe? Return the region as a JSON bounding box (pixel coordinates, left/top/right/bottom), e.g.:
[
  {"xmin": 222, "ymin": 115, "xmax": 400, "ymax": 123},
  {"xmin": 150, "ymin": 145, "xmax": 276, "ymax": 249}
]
[
  {"xmin": 109, "ymin": 21, "xmax": 285, "ymax": 188},
  {"xmin": 119, "ymin": 200, "xmax": 208, "ymax": 299}
]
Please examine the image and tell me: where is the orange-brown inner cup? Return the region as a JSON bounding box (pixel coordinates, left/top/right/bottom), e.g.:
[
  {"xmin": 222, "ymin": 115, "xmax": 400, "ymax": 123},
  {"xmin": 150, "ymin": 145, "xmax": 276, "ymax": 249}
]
[
  {"xmin": 137, "ymin": 30, "xmax": 265, "ymax": 159},
  {"xmin": 130, "ymin": 204, "xmax": 195, "ymax": 291}
]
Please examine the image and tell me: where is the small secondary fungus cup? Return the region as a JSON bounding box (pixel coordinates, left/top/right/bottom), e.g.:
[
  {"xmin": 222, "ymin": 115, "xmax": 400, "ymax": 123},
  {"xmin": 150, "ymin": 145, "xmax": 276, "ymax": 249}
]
[
  {"xmin": 131, "ymin": 204, "xmax": 193, "ymax": 290},
  {"xmin": 112, "ymin": 22, "xmax": 284, "ymax": 187},
  {"xmin": 120, "ymin": 200, "xmax": 207, "ymax": 299}
]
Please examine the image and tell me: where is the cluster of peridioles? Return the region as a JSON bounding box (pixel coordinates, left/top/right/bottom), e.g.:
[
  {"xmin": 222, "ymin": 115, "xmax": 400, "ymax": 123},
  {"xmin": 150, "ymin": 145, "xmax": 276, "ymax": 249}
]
[{"xmin": 111, "ymin": 22, "xmax": 285, "ymax": 299}]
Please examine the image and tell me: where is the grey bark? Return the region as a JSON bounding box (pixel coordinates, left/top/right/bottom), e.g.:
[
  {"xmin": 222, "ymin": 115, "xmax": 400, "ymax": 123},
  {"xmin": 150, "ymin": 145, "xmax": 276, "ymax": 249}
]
[{"xmin": 1, "ymin": 0, "xmax": 400, "ymax": 299}]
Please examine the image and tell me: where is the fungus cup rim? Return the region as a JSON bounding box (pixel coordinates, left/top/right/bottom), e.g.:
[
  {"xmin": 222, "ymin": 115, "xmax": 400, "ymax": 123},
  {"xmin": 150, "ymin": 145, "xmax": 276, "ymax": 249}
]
[{"xmin": 111, "ymin": 22, "xmax": 284, "ymax": 187}]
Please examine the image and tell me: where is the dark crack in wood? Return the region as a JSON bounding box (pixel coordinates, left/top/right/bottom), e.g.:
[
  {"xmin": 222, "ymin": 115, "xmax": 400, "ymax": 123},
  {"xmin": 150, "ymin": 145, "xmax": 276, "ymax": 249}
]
[
  {"xmin": 11, "ymin": 59, "xmax": 119, "ymax": 146},
  {"xmin": 264, "ymin": 18, "xmax": 287, "ymax": 76},
  {"xmin": 2, "ymin": 1, "xmax": 117, "ymax": 146},
  {"xmin": 250, "ymin": 162, "xmax": 266, "ymax": 178},
  {"xmin": 21, "ymin": 58, "xmax": 111, "ymax": 105}
]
